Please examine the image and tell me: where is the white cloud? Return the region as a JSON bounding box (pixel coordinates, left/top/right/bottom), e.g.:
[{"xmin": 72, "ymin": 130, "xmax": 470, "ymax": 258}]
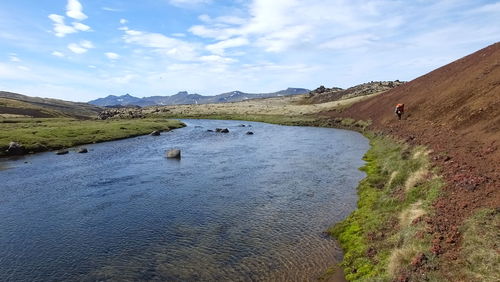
[
  {"xmin": 72, "ymin": 22, "xmax": 90, "ymax": 31},
  {"xmin": 122, "ymin": 29, "xmax": 199, "ymax": 61},
  {"xmin": 198, "ymin": 14, "xmax": 211, "ymax": 22},
  {"xmin": 48, "ymin": 6, "xmax": 90, "ymax": 37},
  {"xmin": 187, "ymin": 0, "xmax": 406, "ymax": 53},
  {"xmin": 206, "ymin": 37, "xmax": 249, "ymax": 55},
  {"xmin": 67, "ymin": 40, "xmax": 94, "ymax": 54},
  {"xmin": 68, "ymin": 43, "xmax": 87, "ymax": 54},
  {"xmin": 120, "ymin": 18, "xmax": 128, "ymax": 25},
  {"xmin": 9, "ymin": 55, "xmax": 21, "ymax": 62},
  {"xmin": 320, "ymin": 34, "xmax": 379, "ymax": 50},
  {"xmin": 66, "ymin": 0, "xmax": 87, "ymax": 20},
  {"xmin": 17, "ymin": 66, "xmax": 31, "ymax": 71},
  {"xmin": 48, "ymin": 14, "xmax": 77, "ymax": 37},
  {"xmin": 79, "ymin": 40, "xmax": 94, "ymax": 49},
  {"xmin": 172, "ymin": 33, "xmax": 186, "ymax": 37},
  {"xmin": 51, "ymin": 51, "xmax": 65, "ymax": 57},
  {"xmin": 199, "ymin": 55, "xmax": 237, "ymax": 64},
  {"xmin": 105, "ymin": 52, "xmax": 120, "ymax": 60},
  {"xmin": 108, "ymin": 74, "xmax": 137, "ymax": 84},
  {"xmin": 102, "ymin": 7, "xmax": 123, "ymax": 12},
  {"xmin": 169, "ymin": 0, "xmax": 212, "ymax": 7}
]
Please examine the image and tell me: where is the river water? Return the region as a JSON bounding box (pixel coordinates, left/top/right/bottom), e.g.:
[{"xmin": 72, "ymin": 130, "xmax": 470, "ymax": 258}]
[{"xmin": 0, "ymin": 119, "xmax": 369, "ymax": 281}]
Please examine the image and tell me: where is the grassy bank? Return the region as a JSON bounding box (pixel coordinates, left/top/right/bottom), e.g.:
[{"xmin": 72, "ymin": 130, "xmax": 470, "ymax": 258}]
[
  {"xmin": 329, "ymin": 135, "xmax": 443, "ymax": 280},
  {"xmin": 0, "ymin": 118, "xmax": 184, "ymax": 156},
  {"xmin": 153, "ymin": 113, "xmax": 372, "ymax": 131},
  {"xmin": 176, "ymin": 113, "xmax": 498, "ymax": 281}
]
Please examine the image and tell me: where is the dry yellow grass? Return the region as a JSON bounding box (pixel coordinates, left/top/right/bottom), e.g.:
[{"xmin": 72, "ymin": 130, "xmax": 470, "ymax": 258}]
[
  {"xmin": 399, "ymin": 200, "xmax": 426, "ymax": 227},
  {"xmin": 145, "ymin": 93, "xmax": 382, "ymax": 117},
  {"xmin": 405, "ymin": 168, "xmax": 429, "ymax": 191}
]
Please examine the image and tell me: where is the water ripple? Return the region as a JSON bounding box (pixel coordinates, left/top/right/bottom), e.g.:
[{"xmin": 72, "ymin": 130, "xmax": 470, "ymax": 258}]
[{"xmin": 0, "ymin": 119, "xmax": 369, "ymax": 281}]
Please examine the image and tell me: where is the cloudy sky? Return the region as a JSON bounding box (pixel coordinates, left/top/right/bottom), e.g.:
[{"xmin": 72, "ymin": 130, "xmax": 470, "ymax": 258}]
[{"xmin": 0, "ymin": 0, "xmax": 499, "ymax": 101}]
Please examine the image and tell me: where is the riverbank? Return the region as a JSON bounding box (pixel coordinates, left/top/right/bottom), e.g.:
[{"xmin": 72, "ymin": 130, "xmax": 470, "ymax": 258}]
[
  {"xmin": 156, "ymin": 112, "xmax": 497, "ymax": 281},
  {"xmin": 0, "ymin": 118, "xmax": 185, "ymax": 156},
  {"xmin": 1, "ymin": 110, "xmax": 494, "ymax": 280}
]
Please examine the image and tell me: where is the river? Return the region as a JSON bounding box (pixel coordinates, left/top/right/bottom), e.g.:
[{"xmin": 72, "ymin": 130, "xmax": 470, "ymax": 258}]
[{"xmin": 0, "ymin": 119, "xmax": 369, "ymax": 281}]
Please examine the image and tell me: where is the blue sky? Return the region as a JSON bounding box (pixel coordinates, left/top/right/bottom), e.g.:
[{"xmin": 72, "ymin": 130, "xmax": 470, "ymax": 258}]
[{"xmin": 0, "ymin": 0, "xmax": 499, "ymax": 102}]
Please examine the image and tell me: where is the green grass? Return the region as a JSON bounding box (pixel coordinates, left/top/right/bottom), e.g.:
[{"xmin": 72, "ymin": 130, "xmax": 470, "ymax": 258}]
[
  {"xmin": 0, "ymin": 117, "xmax": 185, "ymax": 155},
  {"xmin": 459, "ymin": 208, "xmax": 499, "ymax": 281},
  {"xmin": 329, "ymin": 134, "xmax": 443, "ymax": 281},
  {"xmin": 151, "ymin": 112, "xmax": 372, "ymax": 131},
  {"xmin": 151, "ymin": 113, "xmax": 322, "ymax": 126}
]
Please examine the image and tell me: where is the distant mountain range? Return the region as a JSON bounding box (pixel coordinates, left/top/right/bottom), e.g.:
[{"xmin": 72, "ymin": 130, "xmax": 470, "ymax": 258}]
[{"xmin": 88, "ymin": 88, "xmax": 310, "ymax": 107}]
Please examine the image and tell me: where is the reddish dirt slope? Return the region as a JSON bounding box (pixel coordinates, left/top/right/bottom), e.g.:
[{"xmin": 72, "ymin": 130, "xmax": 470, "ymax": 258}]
[{"xmin": 325, "ymin": 42, "xmax": 499, "ymax": 270}]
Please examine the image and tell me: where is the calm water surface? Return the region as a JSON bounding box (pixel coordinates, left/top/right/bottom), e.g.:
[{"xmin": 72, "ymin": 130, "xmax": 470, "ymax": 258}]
[{"xmin": 0, "ymin": 119, "xmax": 369, "ymax": 281}]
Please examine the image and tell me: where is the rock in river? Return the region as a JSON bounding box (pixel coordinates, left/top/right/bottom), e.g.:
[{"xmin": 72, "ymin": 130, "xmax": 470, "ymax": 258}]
[
  {"xmin": 246, "ymin": 131, "xmax": 254, "ymax": 135},
  {"xmin": 56, "ymin": 149, "xmax": 69, "ymax": 155},
  {"xmin": 77, "ymin": 148, "xmax": 88, "ymax": 153},
  {"xmin": 150, "ymin": 130, "xmax": 161, "ymax": 136},
  {"xmin": 166, "ymin": 149, "xmax": 181, "ymax": 159}
]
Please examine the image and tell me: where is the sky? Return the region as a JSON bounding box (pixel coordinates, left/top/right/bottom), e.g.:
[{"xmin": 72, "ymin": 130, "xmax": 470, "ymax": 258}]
[{"xmin": 0, "ymin": 0, "xmax": 499, "ymax": 102}]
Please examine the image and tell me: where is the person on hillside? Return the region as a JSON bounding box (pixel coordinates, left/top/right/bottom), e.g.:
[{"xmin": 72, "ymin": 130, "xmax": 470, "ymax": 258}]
[{"xmin": 395, "ymin": 103, "xmax": 404, "ymax": 120}]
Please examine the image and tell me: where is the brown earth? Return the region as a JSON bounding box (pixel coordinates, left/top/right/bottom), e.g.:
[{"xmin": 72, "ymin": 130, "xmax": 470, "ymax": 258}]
[{"xmin": 324, "ymin": 42, "xmax": 500, "ymax": 278}]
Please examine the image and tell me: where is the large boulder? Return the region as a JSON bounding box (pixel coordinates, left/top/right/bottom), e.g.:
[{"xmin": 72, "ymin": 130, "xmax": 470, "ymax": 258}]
[
  {"xmin": 6, "ymin": 142, "xmax": 24, "ymax": 155},
  {"xmin": 166, "ymin": 149, "xmax": 181, "ymax": 159}
]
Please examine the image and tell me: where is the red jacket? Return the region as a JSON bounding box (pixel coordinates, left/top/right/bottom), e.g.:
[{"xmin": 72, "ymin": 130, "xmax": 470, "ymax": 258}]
[{"xmin": 395, "ymin": 104, "xmax": 404, "ymax": 113}]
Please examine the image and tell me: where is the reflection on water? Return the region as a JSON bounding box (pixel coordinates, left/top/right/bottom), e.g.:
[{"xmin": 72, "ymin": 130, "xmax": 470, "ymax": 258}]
[{"xmin": 0, "ymin": 119, "xmax": 369, "ymax": 281}]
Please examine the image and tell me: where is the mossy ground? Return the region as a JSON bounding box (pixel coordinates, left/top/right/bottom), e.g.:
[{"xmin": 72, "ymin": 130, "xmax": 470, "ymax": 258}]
[
  {"xmin": 329, "ymin": 134, "xmax": 443, "ymax": 281},
  {"xmin": 0, "ymin": 118, "xmax": 184, "ymax": 156}
]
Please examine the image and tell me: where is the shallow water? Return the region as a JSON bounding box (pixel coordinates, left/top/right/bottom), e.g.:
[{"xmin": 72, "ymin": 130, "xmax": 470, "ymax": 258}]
[{"xmin": 0, "ymin": 119, "xmax": 369, "ymax": 281}]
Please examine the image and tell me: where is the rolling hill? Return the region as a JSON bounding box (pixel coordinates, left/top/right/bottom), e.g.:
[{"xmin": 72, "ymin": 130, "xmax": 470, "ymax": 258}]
[
  {"xmin": 305, "ymin": 80, "xmax": 405, "ymax": 104},
  {"xmin": 326, "ymin": 42, "xmax": 500, "ymax": 271},
  {"xmin": 0, "ymin": 91, "xmax": 102, "ymax": 118}
]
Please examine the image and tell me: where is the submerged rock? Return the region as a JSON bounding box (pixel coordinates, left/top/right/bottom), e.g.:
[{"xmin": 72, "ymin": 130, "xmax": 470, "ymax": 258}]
[
  {"xmin": 246, "ymin": 131, "xmax": 254, "ymax": 135},
  {"xmin": 166, "ymin": 149, "xmax": 181, "ymax": 159},
  {"xmin": 56, "ymin": 149, "xmax": 69, "ymax": 155}
]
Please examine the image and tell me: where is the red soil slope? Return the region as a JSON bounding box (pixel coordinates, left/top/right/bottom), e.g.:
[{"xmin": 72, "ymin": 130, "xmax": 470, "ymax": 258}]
[{"xmin": 325, "ymin": 42, "xmax": 499, "ymax": 266}]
